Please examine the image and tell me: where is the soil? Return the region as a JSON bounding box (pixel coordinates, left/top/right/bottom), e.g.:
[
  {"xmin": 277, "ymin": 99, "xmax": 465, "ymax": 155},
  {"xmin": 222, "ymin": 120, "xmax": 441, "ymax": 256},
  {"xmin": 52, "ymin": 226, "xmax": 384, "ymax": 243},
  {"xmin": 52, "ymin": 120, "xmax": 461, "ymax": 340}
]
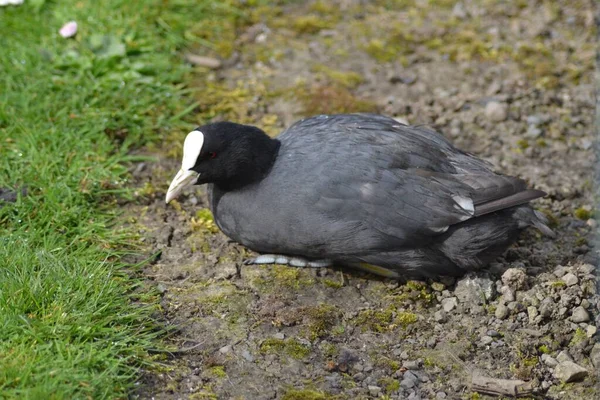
[{"xmin": 129, "ymin": 1, "xmax": 599, "ymax": 399}]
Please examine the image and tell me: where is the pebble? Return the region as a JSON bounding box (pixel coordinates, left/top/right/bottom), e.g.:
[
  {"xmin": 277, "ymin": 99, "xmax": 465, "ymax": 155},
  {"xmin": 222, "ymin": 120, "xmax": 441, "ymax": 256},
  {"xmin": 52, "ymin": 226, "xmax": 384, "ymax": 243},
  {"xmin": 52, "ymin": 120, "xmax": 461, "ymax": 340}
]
[
  {"xmin": 219, "ymin": 345, "xmax": 232, "ymax": 354},
  {"xmin": 525, "ymin": 125, "xmax": 542, "ymax": 139},
  {"xmin": 400, "ymin": 377, "xmax": 416, "ymax": 389},
  {"xmin": 434, "ymin": 310, "xmax": 447, "ymax": 323},
  {"xmin": 368, "ymin": 385, "xmax": 382, "ymax": 396},
  {"xmin": 570, "ymin": 306, "xmax": 590, "ymax": 323},
  {"xmin": 501, "ymin": 268, "xmax": 528, "ymax": 290},
  {"xmin": 273, "ymin": 332, "xmax": 285, "ymax": 340},
  {"xmin": 553, "ymin": 266, "xmax": 569, "ymax": 278},
  {"xmin": 591, "ymin": 343, "xmax": 600, "ymax": 368},
  {"xmin": 553, "ymin": 361, "xmax": 588, "ymax": 383},
  {"xmin": 556, "ymin": 350, "xmax": 573, "ymax": 363},
  {"xmin": 486, "ymin": 329, "xmax": 500, "ymax": 337},
  {"xmin": 403, "ymin": 360, "xmax": 421, "ymax": 370},
  {"xmin": 539, "ymin": 298, "xmax": 554, "ymax": 318},
  {"xmin": 441, "ymin": 297, "xmax": 458, "ymax": 312},
  {"xmin": 541, "ymin": 354, "xmax": 558, "ymax": 368},
  {"xmin": 527, "ymin": 306, "xmax": 539, "ymax": 324},
  {"xmin": 455, "ymin": 275, "xmax": 496, "ymax": 304},
  {"xmin": 480, "ymin": 335, "xmax": 494, "ymax": 345},
  {"xmin": 436, "ymin": 391, "xmax": 447, "ymax": 399},
  {"xmin": 499, "ymin": 286, "xmax": 516, "ymax": 302},
  {"xmin": 562, "ymin": 272, "xmax": 579, "ymax": 287},
  {"xmin": 485, "ymin": 101, "xmax": 508, "ymax": 122},
  {"xmin": 586, "ymin": 325, "xmax": 597, "ymax": 338},
  {"xmin": 241, "ymin": 349, "xmax": 255, "ymax": 362},
  {"xmin": 495, "ymin": 304, "xmax": 509, "ymax": 319}
]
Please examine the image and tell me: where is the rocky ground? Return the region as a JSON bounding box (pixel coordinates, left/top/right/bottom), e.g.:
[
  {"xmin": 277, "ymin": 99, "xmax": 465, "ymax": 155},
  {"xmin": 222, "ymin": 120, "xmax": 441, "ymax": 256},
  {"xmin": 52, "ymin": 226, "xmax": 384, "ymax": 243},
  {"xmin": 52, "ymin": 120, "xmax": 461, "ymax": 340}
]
[{"xmin": 129, "ymin": 1, "xmax": 599, "ymax": 399}]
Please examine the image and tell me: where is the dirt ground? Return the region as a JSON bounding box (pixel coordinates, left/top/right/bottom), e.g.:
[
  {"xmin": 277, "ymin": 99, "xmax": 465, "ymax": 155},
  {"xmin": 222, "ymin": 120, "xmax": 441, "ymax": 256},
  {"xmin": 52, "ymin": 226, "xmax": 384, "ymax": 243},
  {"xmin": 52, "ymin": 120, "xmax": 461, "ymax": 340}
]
[{"xmin": 129, "ymin": 1, "xmax": 599, "ymax": 399}]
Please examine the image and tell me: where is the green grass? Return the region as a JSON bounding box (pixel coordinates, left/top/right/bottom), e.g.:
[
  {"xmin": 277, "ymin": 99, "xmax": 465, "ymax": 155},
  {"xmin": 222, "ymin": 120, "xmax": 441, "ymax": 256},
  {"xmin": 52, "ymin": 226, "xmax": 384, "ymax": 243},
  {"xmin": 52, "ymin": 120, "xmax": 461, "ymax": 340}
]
[{"xmin": 0, "ymin": 0, "xmax": 245, "ymax": 398}]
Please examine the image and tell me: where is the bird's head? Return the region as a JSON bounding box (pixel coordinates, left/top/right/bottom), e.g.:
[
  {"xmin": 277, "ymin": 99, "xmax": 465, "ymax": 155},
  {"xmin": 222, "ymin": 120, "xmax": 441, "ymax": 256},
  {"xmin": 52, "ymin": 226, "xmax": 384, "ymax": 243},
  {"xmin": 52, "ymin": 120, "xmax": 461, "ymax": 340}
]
[{"xmin": 165, "ymin": 121, "xmax": 280, "ymax": 203}]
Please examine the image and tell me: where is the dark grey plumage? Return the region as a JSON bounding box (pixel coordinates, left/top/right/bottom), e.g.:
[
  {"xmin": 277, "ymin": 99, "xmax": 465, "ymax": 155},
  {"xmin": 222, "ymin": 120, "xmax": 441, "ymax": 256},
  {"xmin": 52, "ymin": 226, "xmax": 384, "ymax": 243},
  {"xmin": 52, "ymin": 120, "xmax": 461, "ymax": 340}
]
[{"xmin": 176, "ymin": 113, "xmax": 553, "ymax": 279}]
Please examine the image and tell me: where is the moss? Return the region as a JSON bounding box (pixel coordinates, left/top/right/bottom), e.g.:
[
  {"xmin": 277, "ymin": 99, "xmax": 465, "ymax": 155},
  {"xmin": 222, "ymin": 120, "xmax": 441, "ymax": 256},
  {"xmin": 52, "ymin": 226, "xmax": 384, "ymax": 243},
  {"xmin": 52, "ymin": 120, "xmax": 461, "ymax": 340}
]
[
  {"xmin": 378, "ymin": 377, "xmax": 400, "ymax": 393},
  {"xmin": 304, "ymin": 304, "xmax": 341, "ymax": 340},
  {"xmin": 208, "ymin": 365, "xmax": 227, "ymax": 378},
  {"xmin": 312, "ymin": 65, "xmax": 364, "ymax": 89},
  {"xmin": 551, "ymin": 281, "xmax": 566, "ymax": 288},
  {"xmin": 574, "ymin": 207, "xmax": 593, "ymax": 220},
  {"xmin": 396, "ymin": 311, "xmax": 418, "ymax": 327},
  {"xmin": 291, "ymin": 15, "xmax": 333, "ymax": 34},
  {"xmin": 538, "ymin": 345, "xmax": 550, "ymax": 354},
  {"xmin": 260, "ymin": 338, "xmax": 311, "ymax": 359},
  {"xmin": 323, "ymin": 278, "xmax": 343, "ymax": 289},
  {"xmin": 375, "ymin": 357, "xmax": 400, "ymax": 372},
  {"xmin": 354, "ymin": 309, "xmax": 394, "ymax": 332},
  {"xmin": 516, "ymin": 139, "xmax": 529, "ymax": 150},
  {"xmin": 282, "ymin": 389, "xmax": 330, "ymax": 400},
  {"xmin": 570, "ymin": 328, "xmax": 587, "ymax": 346},
  {"xmin": 364, "ymin": 39, "xmax": 399, "ymax": 63},
  {"xmin": 295, "ymin": 84, "xmax": 378, "ymax": 116},
  {"xmin": 191, "ymin": 208, "xmax": 219, "ymax": 233},
  {"xmin": 322, "ymin": 342, "xmax": 339, "ymax": 358}
]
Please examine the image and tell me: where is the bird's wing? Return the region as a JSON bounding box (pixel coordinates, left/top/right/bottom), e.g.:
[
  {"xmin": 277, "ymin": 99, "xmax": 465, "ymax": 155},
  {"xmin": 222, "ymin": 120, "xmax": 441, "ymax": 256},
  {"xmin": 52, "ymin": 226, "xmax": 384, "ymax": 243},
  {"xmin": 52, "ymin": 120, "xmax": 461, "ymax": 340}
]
[{"xmin": 314, "ymin": 166, "xmax": 545, "ymax": 245}]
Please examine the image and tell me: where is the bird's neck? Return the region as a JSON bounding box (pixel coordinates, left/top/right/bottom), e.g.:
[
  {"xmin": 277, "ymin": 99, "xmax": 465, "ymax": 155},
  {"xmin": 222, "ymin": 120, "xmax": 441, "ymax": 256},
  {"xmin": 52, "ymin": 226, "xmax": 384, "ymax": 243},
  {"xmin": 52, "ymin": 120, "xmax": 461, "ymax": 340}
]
[{"xmin": 217, "ymin": 137, "xmax": 281, "ymax": 192}]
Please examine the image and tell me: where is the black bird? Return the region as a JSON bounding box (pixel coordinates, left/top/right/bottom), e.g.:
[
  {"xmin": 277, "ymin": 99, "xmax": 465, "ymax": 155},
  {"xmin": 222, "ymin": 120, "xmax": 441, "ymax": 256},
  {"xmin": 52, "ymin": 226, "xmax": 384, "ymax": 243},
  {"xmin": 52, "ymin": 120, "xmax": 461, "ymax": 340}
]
[{"xmin": 166, "ymin": 114, "xmax": 553, "ymax": 279}]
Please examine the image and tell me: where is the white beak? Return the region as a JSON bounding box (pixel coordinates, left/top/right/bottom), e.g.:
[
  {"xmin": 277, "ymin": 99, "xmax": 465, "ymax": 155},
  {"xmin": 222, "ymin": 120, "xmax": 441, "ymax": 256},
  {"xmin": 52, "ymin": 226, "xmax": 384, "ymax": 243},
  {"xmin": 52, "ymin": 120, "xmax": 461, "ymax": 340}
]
[{"xmin": 165, "ymin": 169, "xmax": 199, "ymax": 203}]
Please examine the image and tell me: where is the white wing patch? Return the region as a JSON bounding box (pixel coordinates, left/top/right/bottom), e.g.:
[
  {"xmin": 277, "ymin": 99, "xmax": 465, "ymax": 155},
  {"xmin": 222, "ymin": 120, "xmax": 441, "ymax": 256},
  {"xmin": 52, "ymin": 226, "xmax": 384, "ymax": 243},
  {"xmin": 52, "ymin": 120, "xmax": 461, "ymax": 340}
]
[
  {"xmin": 452, "ymin": 195, "xmax": 475, "ymax": 216},
  {"xmin": 181, "ymin": 130, "xmax": 205, "ymax": 171}
]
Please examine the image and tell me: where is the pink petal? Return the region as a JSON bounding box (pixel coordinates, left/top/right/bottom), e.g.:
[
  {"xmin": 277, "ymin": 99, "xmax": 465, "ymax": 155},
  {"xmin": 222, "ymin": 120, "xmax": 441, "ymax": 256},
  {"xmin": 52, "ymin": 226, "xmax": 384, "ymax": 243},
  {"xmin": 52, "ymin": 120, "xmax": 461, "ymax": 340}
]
[{"xmin": 59, "ymin": 21, "xmax": 78, "ymax": 38}]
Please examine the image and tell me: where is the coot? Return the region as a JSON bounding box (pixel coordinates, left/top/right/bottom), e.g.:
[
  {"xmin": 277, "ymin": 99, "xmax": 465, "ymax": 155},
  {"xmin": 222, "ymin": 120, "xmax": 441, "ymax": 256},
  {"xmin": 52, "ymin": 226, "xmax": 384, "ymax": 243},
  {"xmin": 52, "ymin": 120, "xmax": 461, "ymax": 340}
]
[{"xmin": 166, "ymin": 114, "xmax": 553, "ymax": 278}]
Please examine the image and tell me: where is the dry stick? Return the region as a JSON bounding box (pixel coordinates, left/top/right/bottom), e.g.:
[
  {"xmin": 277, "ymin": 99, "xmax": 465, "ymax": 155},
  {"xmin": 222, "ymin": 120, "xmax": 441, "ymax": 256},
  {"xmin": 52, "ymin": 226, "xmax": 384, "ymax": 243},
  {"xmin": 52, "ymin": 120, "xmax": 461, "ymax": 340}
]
[{"xmin": 472, "ymin": 375, "xmax": 536, "ymax": 397}]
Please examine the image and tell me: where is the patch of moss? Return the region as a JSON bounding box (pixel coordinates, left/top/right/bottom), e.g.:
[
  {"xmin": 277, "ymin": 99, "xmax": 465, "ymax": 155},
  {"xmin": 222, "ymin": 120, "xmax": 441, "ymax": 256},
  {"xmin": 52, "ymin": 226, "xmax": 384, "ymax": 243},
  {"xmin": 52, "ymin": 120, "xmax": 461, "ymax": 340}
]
[
  {"xmin": 570, "ymin": 328, "xmax": 587, "ymax": 346},
  {"xmin": 378, "ymin": 377, "xmax": 400, "ymax": 393},
  {"xmin": 282, "ymin": 389, "xmax": 330, "ymax": 400},
  {"xmin": 551, "ymin": 281, "xmax": 566, "ymax": 288},
  {"xmin": 323, "ymin": 278, "xmax": 343, "ymax": 289},
  {"xmin": 538, "ymin": 344, "xmax": 551, "ymax": 354},
  {"xmin": 260, "ymin": 338, "xmax": 311, "ymax": 359},
  {"xmin": 375, "ymin": 356, "xmax": 400, "ymax": 372},
  {"xmin": 516, "ymin": 139, "xmax": 529, "ymax": 150},
  {"xmin": 312, "ymin": 65, "xmax": 364, "ymax": 89},
  {"xmin": 295, "ymin": 84, "xmax": 378, "ymax": 116},
  {"xmin": 304, "ymin": 304, "xmax": 341, "ymax": 340},
  {"xmin": 574, "ymin": 207, "xmax": 593, "ymax": 220},
  {"xmin": 396, "ymin": 311, "xmax": 418, "ymax": 327},
  {"xmin": 191, "ymin": 208, "xmax": 219, "ymax": 233},
  {"xmin": 291, "ymin": 15, "xmax": 333, "ymax": 34},
  {"xmin": 354, "ymin": 309, "xmax": 394, "ymax": 332},
  {"xmin": 208, "ymin": 365, "xmax": 227, "ymax": 378}
]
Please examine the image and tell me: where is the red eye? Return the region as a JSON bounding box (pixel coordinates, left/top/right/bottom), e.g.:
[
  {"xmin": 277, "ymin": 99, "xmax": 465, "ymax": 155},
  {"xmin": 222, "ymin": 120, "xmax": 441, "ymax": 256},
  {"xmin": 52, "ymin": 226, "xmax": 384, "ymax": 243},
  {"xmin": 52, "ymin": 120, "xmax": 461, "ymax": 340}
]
[{"xmin": 209, "ymin": 152, "xmax": 217, "ymax": 159}]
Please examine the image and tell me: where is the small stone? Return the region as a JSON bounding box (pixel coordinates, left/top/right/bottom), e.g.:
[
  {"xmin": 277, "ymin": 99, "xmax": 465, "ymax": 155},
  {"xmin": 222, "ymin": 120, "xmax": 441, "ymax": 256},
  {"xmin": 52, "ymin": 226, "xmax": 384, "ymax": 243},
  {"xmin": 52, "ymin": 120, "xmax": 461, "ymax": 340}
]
[
  {"xmin": 403, "ymin": 360, "xmax": 421, "ymax": 370},
  {"xmin": 451, "ymin": 2, "xmax": 467, "ymax": 19},
  {"xmin": 586, "ymin": 325, "xmax": 597, "ymax": 338},
  {"xmin": 500, "ymin": 286, "xmax": 516, "ymax": 302},
  {"xmin": 157, "ymin": 283, "xmax": 168, "ymax": 293},
  {"xmin": 455, "ymin": 275, "xmax": 496, "ymax": 304},
  {"xmin": 434, "ymin": 310, "xmax": 447, "ymax": 323},
  {"xmin": 502, "ymin": 268, "xmax": 528, "ymax": 290},
  {"xmin": 436, "ymin": 392, "xmax": 447, "ymax": 399},
  {"xmin": 578, "ymin": 263, "xmax": 595, "ymax": 275},
  {"xmin": 553, "ymin": 361, "xmax": 588, "ymax": 383},
  {"xmin": 495, "ymin": 304, "xmax": 509, "ymax": 319},
  {"xmin": 480, "ymin": 335, "xmax": 494, "ymax": 345},
  {"xmin": 485, "ymin": 101, "xmax": 508, "ymax": 122},
  {"xmin": 542, "ymin": 354, "xmax": 558, "ymax": 368},
  {"xmin": 562, "ymin": 273, "xmax": 579, "ymax": 287},
  {"xmin": 368, "ymin": 385, "xmax": 382, "ymax": 396},
  {"xmin": 571, "ymin": 306, "xmax": 590, "ymax": 323},
  {"xmin": 400, "ymin": 377, "xmax": 415, "ymax": 389},
  {"xmin": 241, "ymin": 350, "xmax": 255, "ymax": 362},
  {"xmin": 486, "ymin": 330, "xmax": 500, "ymax": 337},
  {"xmin": 431, "ymin": 282, "xmax": 445, "ymax": 291},
  {"xmin": 219, "ymin": 345, "xmax": 232, "ymax": 354},
  {"xmin": 590, "ymin": 343, "xmax": 600, "ymax": 368},
  {"xmin": 553, "ymin": 265, "xmax": 569, "ymax": 277},
  {"xmin": 442, "ymin": 297, "xmax": 458, "ymax": 312},
  {"xmin": 542, "ymin": 380, "xmax": 551, "ymax": 390},
  {"xmin": 525, "ymin": 125, "xmax": 542, "ymax": 139},
  {"xmin": 527, "ymin": 306, "xmax": 539, "ymax": 324},
  {"xmin": 556, "ymin": 350, "xmax": 573, "ymax": 363},
  {"xmin": 539, "ymin": 298, "xmax": 554, "ymax": 318},
  {"xmin": 273, "ymin": 332, "xmax": 285, "ymax": 340}
]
